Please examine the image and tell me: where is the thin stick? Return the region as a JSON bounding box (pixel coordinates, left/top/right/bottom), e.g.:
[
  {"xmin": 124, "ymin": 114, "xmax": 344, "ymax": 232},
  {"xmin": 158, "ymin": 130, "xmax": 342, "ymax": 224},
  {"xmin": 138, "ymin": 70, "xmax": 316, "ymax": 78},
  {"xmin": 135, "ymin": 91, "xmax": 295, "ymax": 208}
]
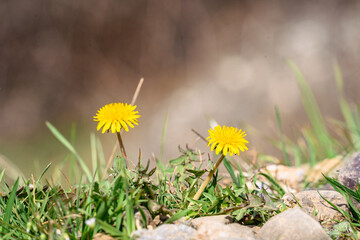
[
  {"xmin": 131, "ymin": 77, "xmax": 144, "ymax": 105},
  {"xmin": 191, "ymin": 128, "xmax": 208, "ymax": 143},
  {"xmin": 192, "ymin": 154, "xmax": 225, "ymax": 201},
  {"xmin": 198, "ymin": 149, "xmax": 202, "ymax": 166},
  {"xmin": 60, "ymin": 170, "xmax": 75, "ymax": 194},
  {"xmin": 117, "ymin": 132, "xmax": 128, "ymax": 167},
  {"xmin": 138, "ymin": 148, "xmax": 142, "ymax": 165}
]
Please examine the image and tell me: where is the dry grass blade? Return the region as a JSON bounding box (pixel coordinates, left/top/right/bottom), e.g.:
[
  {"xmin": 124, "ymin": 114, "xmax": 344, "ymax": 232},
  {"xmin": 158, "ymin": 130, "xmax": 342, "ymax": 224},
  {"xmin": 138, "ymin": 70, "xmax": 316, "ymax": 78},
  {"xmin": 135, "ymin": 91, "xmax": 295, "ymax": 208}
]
[{"xmin": 131, "ymin": 77, "xmax": 144, "ymax": 106}]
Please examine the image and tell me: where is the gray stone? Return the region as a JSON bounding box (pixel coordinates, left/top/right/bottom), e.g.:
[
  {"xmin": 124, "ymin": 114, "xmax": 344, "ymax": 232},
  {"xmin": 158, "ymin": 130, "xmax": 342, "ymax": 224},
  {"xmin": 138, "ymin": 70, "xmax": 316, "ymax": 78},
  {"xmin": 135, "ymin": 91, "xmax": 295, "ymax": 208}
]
[
  {"xmin": 260, "ymin": 164, "xmax": 307, "ymax": 192},
  {"xmin": 131, "ymin": 224, "xmax": 196, "ymax": 240},
  {"xmin": 173, "ymin": 216, "xmax": 191, "ymax": 226},
  {"xmin": 190, "ymin": 215, "xmax": 233, "ymax": 229},
  {"xmin": 282, "ymin": 190, "xmax": 348, "ymax": 227},
  {"xmin": 258, "ymin": 208, "xmax": 331, "ymax": 240},
  {"xmin": 196, "ymin": 222, "xmax": 256, "ymax": 240},
  {"xmin": 338, "ymin": 152, "xmax": 360, "ymax": 190}
]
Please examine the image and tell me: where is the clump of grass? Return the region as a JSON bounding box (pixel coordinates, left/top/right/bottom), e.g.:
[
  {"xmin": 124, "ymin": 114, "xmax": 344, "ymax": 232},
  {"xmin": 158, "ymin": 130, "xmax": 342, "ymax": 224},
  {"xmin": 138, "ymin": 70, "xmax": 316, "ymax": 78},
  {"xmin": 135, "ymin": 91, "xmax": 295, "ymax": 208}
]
[
  {"xmin": 322, "ymin": 175, "xmax": 360, "ymax": 239},
  {"xmin": 265, "ymin": 61, "xmax": 360, "ymax": 236},
  {"xmin": 0, "ymin": 122, "xmax": 285, "ymax": 238},
  {"xmin": 1, "ymin": 62, "xmax": 360, "ymax": 239},
  {"xmin": 260, "ymin": 61, "xmax": 360, "ymax": 171}
]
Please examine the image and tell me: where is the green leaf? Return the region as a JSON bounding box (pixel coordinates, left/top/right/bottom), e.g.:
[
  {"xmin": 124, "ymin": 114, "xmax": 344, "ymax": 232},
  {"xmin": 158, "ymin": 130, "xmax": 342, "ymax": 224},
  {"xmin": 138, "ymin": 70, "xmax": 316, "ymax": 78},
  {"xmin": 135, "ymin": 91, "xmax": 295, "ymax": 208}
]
[
  {"xmin": 36, "ymin": 163, "xmax": 51, "ymax": 186},
  {"xmin": 143, "ymin": 160, "xmax": 151, "ymax": 172},
  {"xmin": 125, "ymin": 195, "xmax": 135, "ymax": 235},
  {"xmin": 163, "ymin": 209, "xmax": 191, "ymax": 224},
  {"xmin": 0, "ymin": 219, "xmax": 35, "ymax": 238},
  {"xmin": 137, "ymin": 207, "xmax": 148, "ymax": 228},
  {"xmin": 247, "ymin": 193, "xmax": 263, "ymax": 207},
  {"xmin": 203, "ymin": 192, "xmax": 217, "ymax": 204},
  {"xmin": 302, "ymin": 128, "xmax": 317, "ymax": 168},
  {"xmin": 46, "ymin": 121, "xmax": 92, "ymax": 182},
  {"xmin": 293, "ymin": 147, "xmax": 302, "ymax": 167},
  {"xmin": 275, "ymin": 106, "xmax": 291, "ymax": 166},
  {"xmin": 3, "ymin": 178, "xmax": 19, "ymax": 224},
  {"xmin": 234, "ymin": 208, "xmax": 248, "ymax": 221},
  {"xmin": 323, "ymin": 174, "xmax": 360, "ymax": 204},
  {"xmin": 170, "ymin": 156, "xmax": 186, "ymax": 166},
  {"xmin": 96, "ymin": 200, "xmax": 108, "ymax": 220},
  {"xmin": 184, "ymin": 176, "xmax": 197, "ymax": 186},
  {"xmin": 223, "ymin": 158, "xmax": 240, "ymax": 187},
  {"xmin": 237, "ymin": 164, "xmax": 246, "ymax": 188},
  {"xmin": 96, "ymin": 219, "xmax": 122, "ymax": 237},
  {"xmin": 148, "ymin": 167, "xmax": 157, "ymax": 177},
  {"xmin": 259, "ymin": 172, "xmax": 285, "ymax": 197},
  {"xmin": 319, "ymin": 190, "xmax": 356, "ymax": 222},
  {"xmin": 262, "ymin": 189, "xmax": 277, "ymax": 210},
  {"xmin": 185, "ymin": 169, "xmax": 207, "ymax": 177}
]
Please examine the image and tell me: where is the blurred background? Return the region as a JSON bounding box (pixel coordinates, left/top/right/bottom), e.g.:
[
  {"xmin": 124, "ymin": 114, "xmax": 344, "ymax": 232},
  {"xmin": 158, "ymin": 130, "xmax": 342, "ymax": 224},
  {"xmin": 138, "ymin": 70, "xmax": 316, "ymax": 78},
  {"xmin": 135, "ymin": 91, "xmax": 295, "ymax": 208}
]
[{"xmin": 1, "ymin": 0, "xmax": 360, "ymax": 178}]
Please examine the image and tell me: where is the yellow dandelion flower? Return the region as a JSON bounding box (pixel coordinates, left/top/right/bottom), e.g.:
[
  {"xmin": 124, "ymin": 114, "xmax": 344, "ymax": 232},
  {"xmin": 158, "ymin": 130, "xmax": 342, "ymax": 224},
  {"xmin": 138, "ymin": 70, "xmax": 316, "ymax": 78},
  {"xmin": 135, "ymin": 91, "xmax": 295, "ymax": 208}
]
[
  {"xmin": 207, "ymin": 125, "xmax": 248, "ymax": 156},
  {"xmin": 94, "ymin": 103, "xmax": 140, "ymax": 133}
]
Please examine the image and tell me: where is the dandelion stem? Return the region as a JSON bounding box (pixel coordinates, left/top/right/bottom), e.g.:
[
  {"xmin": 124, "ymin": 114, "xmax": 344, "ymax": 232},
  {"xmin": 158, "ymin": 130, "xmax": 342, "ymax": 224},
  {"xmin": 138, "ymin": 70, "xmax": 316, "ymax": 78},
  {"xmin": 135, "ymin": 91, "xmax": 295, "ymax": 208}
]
[
  {"xmin": 192, "ymin": 154, "xmax": 225, "ymax": 201},
  {"xmin": 116, "ymin": 132, "xmax": 128, "ymax": 167}
]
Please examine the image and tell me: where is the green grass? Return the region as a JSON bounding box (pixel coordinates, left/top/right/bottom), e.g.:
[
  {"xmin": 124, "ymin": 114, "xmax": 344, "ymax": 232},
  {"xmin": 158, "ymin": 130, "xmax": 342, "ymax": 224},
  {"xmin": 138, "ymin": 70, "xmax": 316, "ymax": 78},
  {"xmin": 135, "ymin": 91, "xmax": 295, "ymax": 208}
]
[
  {"xmin": 287, "ymin": 59, "xmax": 336, "ymax": 159},
  {"xmin": 321, "ymin": 175, "xmax": 360, "ymax": 239},
  {"xmin": 259, "ymin": 61, "xmax": 360, "ymax": 170},
  {"xmin": 1, "ymin": 62, "xmax": 360, "ymax": 238},
  {"xmin": 0, "ymin": 126, "xmax": 285, "ymax": 239}
]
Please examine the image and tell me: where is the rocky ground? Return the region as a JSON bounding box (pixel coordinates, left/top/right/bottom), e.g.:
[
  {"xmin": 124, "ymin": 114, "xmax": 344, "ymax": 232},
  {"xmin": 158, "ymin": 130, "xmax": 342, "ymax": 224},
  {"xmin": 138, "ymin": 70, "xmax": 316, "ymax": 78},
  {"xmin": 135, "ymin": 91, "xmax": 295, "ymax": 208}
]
[
  {"xmin": 97, "ymin": 152, "xmax": 360, "ymax": 240},
  {"xmin": 129, "ymin": 195, "xmax": 345, "ymax": 240}
]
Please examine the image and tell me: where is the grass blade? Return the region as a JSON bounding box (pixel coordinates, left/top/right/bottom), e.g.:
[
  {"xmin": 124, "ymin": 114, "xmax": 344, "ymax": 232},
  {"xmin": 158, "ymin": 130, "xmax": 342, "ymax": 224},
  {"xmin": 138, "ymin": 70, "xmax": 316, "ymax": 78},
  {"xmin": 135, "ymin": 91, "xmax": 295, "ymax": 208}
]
[
  {"xmin": 96, "ymin": 219, "xmax": 122, "ymax": 237},
  {"xmin": 163, "ymin": 209, "xmax": 191, "ymax": 224},
  {"xmin": 3, "ymin": 178, "xmax": 19, "ymax": 224},
  {"xmin": 319, "ymin": 191, "xmax": 355, "ymax": 221},
  {"xmin": 237, "ymin": 163, "xmax": 246, "ymax": 187},
  {"xmin": 0, "ymin": 219, "xmax": 35, "ymax": 238},
  {"xmin": 36, "ymin": 162, "xmax": 52, "ymax": 184},
  {"xmin": 125, "ymin": 195, "xmax": 135, "ymax": 235},
  {"xmin": 96, "ymin": 137, "xmax": 106, "ymax": 173},
  {"xmin": 302, "ymin": 128, "xmax": 317, "ymax": 168},
  {"xmin": 275, "ymin": 106, "xmax": 291, "ymax": 166},
  {"xmin": 323, "ymin": 174, "xmax": 360, "ymax": 203},
  {"xmin": 334, "ymin": 61, "xmax": 360, "ymax": 150},
  {"xmin": 90, "ymin": 133, "xmax": 99, "ymax": 181},
  {"xmin": 46, "ymin": 121, "xmax": 92, "ymax": 182},
  {"xmin": 0, "ymin": 169, "xmax": 6, "ymax": 184},
  {"xmin": 259, "ymin": 172, "xmax": 285, "ymax": 197},
  {"xmin": 293, "ymin": 146, "xmax": 302, "ymax": 167},
  {"xmin": 287, "ymin": 59, "xmax": 335, "ymax": 158}
]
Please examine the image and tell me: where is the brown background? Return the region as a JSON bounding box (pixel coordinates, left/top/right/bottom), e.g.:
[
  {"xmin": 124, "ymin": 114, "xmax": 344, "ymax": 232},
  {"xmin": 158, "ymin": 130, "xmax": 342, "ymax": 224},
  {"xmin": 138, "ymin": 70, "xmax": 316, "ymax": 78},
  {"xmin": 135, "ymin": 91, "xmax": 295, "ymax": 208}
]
[{"xmin": 1, "ymin": 0, "xmax": 360, "ymax": 177}]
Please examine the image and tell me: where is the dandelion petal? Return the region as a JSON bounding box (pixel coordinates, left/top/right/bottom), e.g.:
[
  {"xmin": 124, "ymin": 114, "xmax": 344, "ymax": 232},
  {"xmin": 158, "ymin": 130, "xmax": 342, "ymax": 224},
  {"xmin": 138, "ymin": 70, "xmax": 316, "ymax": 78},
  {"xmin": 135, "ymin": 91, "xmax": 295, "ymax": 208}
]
[{"xmin": 207, "ymin": 125, "xmax": 248, "ymax": 156}]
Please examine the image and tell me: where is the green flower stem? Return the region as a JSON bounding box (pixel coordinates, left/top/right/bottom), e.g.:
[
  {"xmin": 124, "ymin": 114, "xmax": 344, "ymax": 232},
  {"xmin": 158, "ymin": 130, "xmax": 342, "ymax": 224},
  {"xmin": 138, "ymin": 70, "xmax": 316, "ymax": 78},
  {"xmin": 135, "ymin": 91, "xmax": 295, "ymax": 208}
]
[
  {"xmin": 116, "ymin": 131, "xmax": 128, "ymax": 167},
  {"xmin": 192, "ymin": 154, "xmax": 225, "ymax": 201}
]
